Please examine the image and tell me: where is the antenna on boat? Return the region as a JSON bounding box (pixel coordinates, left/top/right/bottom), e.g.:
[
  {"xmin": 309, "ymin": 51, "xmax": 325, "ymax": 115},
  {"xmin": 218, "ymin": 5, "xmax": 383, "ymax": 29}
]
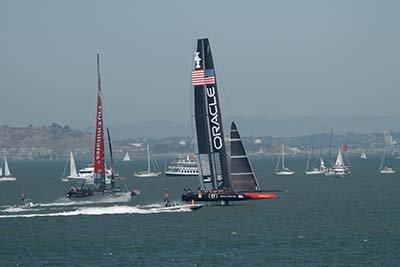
[{"xmin": 328, "ymin": 128, "xmax": 333, "ymax": 167}]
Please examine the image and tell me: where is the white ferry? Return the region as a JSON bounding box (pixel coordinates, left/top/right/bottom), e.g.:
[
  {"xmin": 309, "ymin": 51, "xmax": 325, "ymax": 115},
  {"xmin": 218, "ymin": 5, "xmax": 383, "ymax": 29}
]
[{"xmin": 165, "ymin": 154, "xmax": 199, "ymax": 176}]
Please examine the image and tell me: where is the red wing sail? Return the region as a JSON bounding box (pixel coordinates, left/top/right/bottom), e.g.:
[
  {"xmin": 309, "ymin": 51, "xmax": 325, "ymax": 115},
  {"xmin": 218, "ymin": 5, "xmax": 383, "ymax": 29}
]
[{"xmin": 93, "ymin": 54, "xmax": 105, "ymax": 187}]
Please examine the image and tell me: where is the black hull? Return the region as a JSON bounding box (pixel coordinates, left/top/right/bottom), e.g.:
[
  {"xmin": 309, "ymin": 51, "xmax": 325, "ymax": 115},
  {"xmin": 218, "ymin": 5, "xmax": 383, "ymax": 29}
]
[
  {"xmin": 66, "ymin": 188, "xmax": 94, "ymax": 198},
  {"xmin": 165, "ymin": 173, "xmax": 198, "ymax": 177},
  {"xmin": 66, "ymin": 187, "xmax": 134, "ymax": 198},
  {"xmin": 181, "ymin": 191, "xmax": 247, "ymax": 202}
]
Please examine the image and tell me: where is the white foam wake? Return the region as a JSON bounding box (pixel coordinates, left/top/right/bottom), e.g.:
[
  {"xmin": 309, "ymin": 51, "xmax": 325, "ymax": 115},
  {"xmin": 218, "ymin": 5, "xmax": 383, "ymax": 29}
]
[
  {"xmin": 2, "ymin": 207, "xmax": 44, "ymax": 213},
  {"xmin": 31, "ymin": 193, "xmax": 132, "ymax": 207},
  {"xmin": 0, "ymin": 205, "xmax": 191, "ymax": 219}
]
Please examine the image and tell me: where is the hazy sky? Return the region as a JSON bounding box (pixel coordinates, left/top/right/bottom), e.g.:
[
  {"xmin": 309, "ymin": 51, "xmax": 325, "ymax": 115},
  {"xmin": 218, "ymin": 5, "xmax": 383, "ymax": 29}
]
[{"xmin": 1, "ymin": 0, "xmax": 399, "ymax": 129}]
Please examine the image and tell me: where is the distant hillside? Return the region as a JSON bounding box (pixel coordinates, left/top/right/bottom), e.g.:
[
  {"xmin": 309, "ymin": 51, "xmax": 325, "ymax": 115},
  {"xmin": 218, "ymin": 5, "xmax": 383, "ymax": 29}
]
[
  {"xmin": 104, "ymin": 114, "xmax": 400, "ymax": 139},
  {"xmin": 0, "ymin": 123, "xmax": 92, "ymax": 151}
]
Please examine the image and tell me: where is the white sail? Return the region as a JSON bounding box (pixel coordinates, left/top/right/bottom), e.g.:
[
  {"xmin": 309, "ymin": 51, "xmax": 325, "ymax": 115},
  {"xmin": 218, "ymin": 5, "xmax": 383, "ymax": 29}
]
[
  {"xmin": 335, "ymin": 148, "xmax": 344, "ymax": 167},
  {"xmin": 320, "ymin": 158, "xmax": 326, "ymax": 169},
  {"xmin": 4, "ymin": 157, "xmax": 11, "ymax": 176},
  {"xmin": 360, "ymin": 150, "xmax": 367, "ymax": 159},
  {"xmin": 123, "ymin": 152, "xmax": 131, "ymax": 161},
  {"xmin": 69, "ymin": 152, "xmax": 77, "ymax": 177},
  {"xmin": 0, "ymin": 156, "xmax": 16, "ymax": 181}
]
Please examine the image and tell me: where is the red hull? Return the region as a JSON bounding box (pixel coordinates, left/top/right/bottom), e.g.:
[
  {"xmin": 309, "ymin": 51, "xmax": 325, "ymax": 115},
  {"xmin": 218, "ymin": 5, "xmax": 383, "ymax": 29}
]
[{"xmin": 244, "ymin": 193, "xmax": 277, "ymax": 200}]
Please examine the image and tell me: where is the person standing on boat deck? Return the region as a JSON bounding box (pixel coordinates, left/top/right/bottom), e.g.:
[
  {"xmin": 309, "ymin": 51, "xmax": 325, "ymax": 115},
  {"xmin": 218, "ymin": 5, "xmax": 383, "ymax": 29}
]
[{"xmin": 163, "ymin": 189, "xmax": 171, "ymax": 207}]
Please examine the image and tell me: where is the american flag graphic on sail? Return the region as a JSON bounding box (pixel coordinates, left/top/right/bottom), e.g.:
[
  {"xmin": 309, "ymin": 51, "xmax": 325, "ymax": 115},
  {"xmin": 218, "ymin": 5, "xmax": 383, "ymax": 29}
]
[{"xmin": 192, "ymin": 69, "xmax": 216, "ymax": 86}]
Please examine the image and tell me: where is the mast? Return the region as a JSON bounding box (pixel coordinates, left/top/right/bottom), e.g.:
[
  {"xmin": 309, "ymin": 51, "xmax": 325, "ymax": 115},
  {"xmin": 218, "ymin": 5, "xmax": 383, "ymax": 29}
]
[
  {"xmin": 319, "ymin": 140, "xmax": 323, "ymax": 168},
  {"xmin": 380, "ymin": 146, "xmax": 386, "ymax": 171},
  {"xmin": 106, "ymin": 128, "xmax": 115, "ymax": 189},
  {"xmin": 93, "ymin": 53, "xmax": 106, "ymax": 189},
  {"xmin": 275, "ymin": 151, "xmax": 281, "ymax": 172},
  {"xmin": 328, "ymin": 128, "xmax": 333, "ymax": 168},
  {"xmin": 282, "ymin": 144, "xmax": 285, "ymax": 169},
  {"xmin": 192, "ymin": 38, "xmax": 230, "ymax": 191},
  {"xmin": 306, "ymin": 147, "xmax": 312, "ymax": 172},
  {"xmin": 147, "ymin": 145, "xmax": 150, "ymax": 173}
]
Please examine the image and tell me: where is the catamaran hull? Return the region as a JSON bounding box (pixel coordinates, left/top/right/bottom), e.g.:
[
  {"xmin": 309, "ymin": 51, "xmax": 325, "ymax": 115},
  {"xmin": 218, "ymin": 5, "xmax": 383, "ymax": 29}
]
[
  {"xmin": 66, "ymin": 188, "xmax": 136, "ymax": 198},
  {"xmin": 138, "ymin": 204, "xmax": 204, "ymax": 211},
  {"xmin": 165, "ymin": 172, "xmax": 198, "ymax": 176},
  {"xmin": 182, "ymin": 191, "xmax": 277, "ymax": 202}
]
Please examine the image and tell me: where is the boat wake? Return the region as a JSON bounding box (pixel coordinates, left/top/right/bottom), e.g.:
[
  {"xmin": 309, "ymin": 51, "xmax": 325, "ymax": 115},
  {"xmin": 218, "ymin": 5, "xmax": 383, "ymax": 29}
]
[
  {"xmin": 2, "ymin": 207, "xmax": 44, "ymax": 213},
  {"xmin": 38, "ymin": 194, "xmax": 132, "ymax": 207},
  {"xmin": 0, "ymin": 204, "xmax": 191, "ymax": 219},
  {"xmin": 0, "ymin": 193, "xmax": 132, "ymax": 211}
]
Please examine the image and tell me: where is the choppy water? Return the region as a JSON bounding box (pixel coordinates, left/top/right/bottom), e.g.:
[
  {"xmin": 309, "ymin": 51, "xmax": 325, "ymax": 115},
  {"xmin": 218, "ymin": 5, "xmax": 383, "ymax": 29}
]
[{"xmin": 0, "ymin": 156, "xmax": 399, "ymax": 266}]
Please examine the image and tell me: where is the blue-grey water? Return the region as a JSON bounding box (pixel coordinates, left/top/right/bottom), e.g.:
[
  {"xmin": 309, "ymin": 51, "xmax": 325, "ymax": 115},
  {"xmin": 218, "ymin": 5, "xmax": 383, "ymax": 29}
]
[{"xmin": 0, "ymin": 156, "xmax": 399, "ymax": 266}]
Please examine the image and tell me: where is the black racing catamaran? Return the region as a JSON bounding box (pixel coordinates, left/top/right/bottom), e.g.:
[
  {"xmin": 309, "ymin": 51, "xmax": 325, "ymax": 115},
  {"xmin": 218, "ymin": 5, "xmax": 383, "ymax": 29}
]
[{"xmin": 181, "ymin": 38, "xmax": 277, "ymax": 204}]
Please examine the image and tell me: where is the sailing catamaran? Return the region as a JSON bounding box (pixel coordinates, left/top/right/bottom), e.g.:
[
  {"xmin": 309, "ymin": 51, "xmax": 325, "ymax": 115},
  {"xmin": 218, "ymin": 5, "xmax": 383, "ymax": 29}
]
[
  {"xmin": 276, "ymin": 144, "xmax": 295, "ymax": 176},
  {"xmin": 379, "ymin": 146, "xmax": 395, "ymax": 174},
  {"xmin": 66, "ymin": 54, "xmax": 138, "ymax": 198},
  {"xmin": 134, "ymin": 145, "xmax": 161, "ymax": 177},
  {"xmin": 123, "ymin": 152, "xmax": 132, "ymax": 162},
  {"xmin": 0, "ymin": 156, "xmax": 16, "ymax": 181},
  {"xmin": 181, "ymin": 38, "xmax": 277, "ymax": 204}
]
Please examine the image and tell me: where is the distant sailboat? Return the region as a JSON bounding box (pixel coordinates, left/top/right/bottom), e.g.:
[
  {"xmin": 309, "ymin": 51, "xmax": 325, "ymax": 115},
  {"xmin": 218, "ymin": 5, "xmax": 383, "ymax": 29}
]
[
  {"xmin": 276, "ymin": 144, "xmax": 295, "ymax": 176},
  {"xmin": 305, "ymin": 146, "xmax": 327, "ymax": 175},
  {"xmin": 134, "ymin": 145, "xmax": 161, "ymax": 177},
  {"xmin": 61, "ymin": 152, "xmax": 78, "ymax": 182},
  {"xmin": 0, "ymin": 156, "xmax": 16, "ymax": 181},
  {"xmin": 360, "ymin": 150, "xmax": 367, "ymax": 160},
  {"xmin": 326, "ymin": 146, "xmax": 351, "ymax": 177},
  {"xmin": 123, "ymin": 152, "xmax": 132, "ymax": 162},
  {"xmin": 379, "ymin": 146, "xmax": 395, "ymax": 174}
]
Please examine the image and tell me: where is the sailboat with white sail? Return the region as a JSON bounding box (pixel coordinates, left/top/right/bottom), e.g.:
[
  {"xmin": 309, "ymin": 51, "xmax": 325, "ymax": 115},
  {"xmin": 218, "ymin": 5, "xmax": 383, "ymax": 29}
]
[
  {"xmin": 379, "ymin": 146, "xmax": 395, "ymax": 174},
  {"xmin": 123, "ymin": 152, "xmax": 132, "ymax": 162},
  {"xmin": 181, "ymin": 38, "xmax": 277, "ymax": 203},
  {"xmin": 360, "ymin": 150, "xmax": 367, "ymax": 160},
  {"xmin": 0, "ymin": 156, "xmax": 16, "ymax": 181},
  {"xmin": 325, "ymin": 146, "xmax": 351, "ymax": 177},
  {"xmin": 61, "ymin": 152, "xmax": 114, "ymax": 184},
  {"xmin": 305, "ymin": 148, "xmax": 327, "ymax": 175},
  {"xmin": 276, "ymin": 144, "xmax": 295, "ymax": 176},
  {"xmin": 134, "ymin": 145, "xmax": 161, "ymax": 177},
  {"xmin": 61, "ymin": 152, "xmax": 78, "ymax": 182}
]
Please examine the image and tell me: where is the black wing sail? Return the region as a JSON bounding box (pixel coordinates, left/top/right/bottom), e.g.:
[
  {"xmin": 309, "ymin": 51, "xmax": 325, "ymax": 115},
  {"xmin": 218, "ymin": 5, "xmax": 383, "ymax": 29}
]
[
  {"xmin": 230, "ymin": 122, "xmax": 260, "ymax": 192},
  {"xmin": 192, "ymin": 38, "xmax": 230, "ymax": 191}
]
